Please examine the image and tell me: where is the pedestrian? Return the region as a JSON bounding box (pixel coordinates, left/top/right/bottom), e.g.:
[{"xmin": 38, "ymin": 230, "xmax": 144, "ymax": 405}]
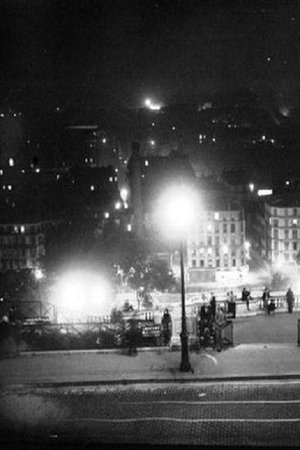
[
  {"xmin": 242, "ymin": 287, "xmax": 251, "ymax": 311},
  {"xmin": 286, "ymin": 288, "xmax": 295, "ymax": 313},
  {"xmin": 210, "ymin": 294, "xmax": 216, "ymax": 320},
  {"xmin": 127, "ymin": 318, "xmax": 140, "ymax": 355},
  {"xmin": 161, "ymin": 309, "xmax": 172, "ymax": 345},
  {"xmin": 214, "ymin": 306, "xmax": 226, "ymax": 352},
  {"xmin": 200, "ymin": 304, "xmax": 207, "ymax": 321},
  {"xmin": 262, "ymin": 287, "xmax": 270, "ymax": 312}
]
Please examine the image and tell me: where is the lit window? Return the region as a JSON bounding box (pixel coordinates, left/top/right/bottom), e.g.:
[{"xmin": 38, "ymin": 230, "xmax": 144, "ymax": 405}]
[
  {"xmin": 127, "ymin": 224, "xmax": 132, "ymax": 232},
  {"xmin": 214, "ymin": 212, "xmax": 219, "ymax": 220},
  {"xmin": 102, "ymin": 138, "xmax": 107, "ymax": 144},
  {"xmin": 109, "ymin": 177, "xmax": 113, "ymax": 182},
  {"xmin": 104, "ymin": 212, "xmax": 110, "ymax": 219},
  {"xmin": 222, "ymin": 244, "xmax": 228, "ymax": 253},
  {"xmin": 115, "ymin": 201, "xmax": 121, "ymax": 210},
  {"xmin": 90, "ymin": 185, "xmax": 95, "ymax": 191},
  {"xmin": 0, "ymin": 170, "xmax": 3, "ymax": 175},
  {"xmin": 145, "ymin": 160, "xmax": 149, "ymax": 166},
  {"xmin": 9, "ymin": 158, "xmax": 14, "ymax": 167},
  {"xmin": 7, "ymin": 185, "xmax": 12, "ymax": 191},
  {"xmin": 20, "ymin": 225, "xmax": 25, "ymax": 233}
]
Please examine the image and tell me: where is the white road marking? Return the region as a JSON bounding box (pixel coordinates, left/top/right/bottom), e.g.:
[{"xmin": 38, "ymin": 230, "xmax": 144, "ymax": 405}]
[
  {"xmin": 63, "ymin": 417, "xmax": 300, "ymax": 423},
  {"xmin": 200, "ymin": 354, "xmax": 218, "ymax": 365},
  {"xmin": 121, "ymin": 400, "xmax": 300, "ymax": 405}
]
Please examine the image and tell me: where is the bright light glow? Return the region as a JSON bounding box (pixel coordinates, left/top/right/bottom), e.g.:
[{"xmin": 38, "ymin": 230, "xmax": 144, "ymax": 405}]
[
  {"xmin": 222, "ymin": 244, "xmax": 229, "ymax": 253},
  {"xmin": 214, "ymin": 212, "xmax": 219, "ymax": 220},
  {"xmin": 20, "ymin": 225, "xmax": 25, "ymax": 233},
  {"xmin": 9, "ymin": 158, "xmax": 14, "ymax": 167},
  {"xmin": 144, "ymin": 98, "xmax": 161, "ymax": 111},
  {"xmin": 145, "ymin": 160, "xmax": 149, "ymax": 166},
  {"xmin": 54, "ymin": 271, "xmax": 112, "ymax": 319},
  {"xmin": 102, "ymin": 138, "xmax": 107, "ymax": 144},
  {"xmin": 34, "ymin": 269, "xmax": 44, "ymax": 280},
  {"xmin": 286, "ymin": 180, "xmax": 290, "ymax": 186},
  {"xmin": 90, "ymin": 185, "xmax": 95, "ymax": 191},
  {"xmin": 245, "ymin": 241, "xmax": 251, "ymax": 251},
  {"xmin": 120, "ymin": 187, "xmax": 128, "ymax": 201},
  {"xmin": 258, "ymin": 189, "xmax": 273, "ymax": 196},
  {"xmin": 249, "ymin": 183, "xmax": 254, "ymax": 192},
  {"xmin": 127, "ymin": 224, "xmax": 132, "ymax": 232},
  {"xmin": 104, "ymin": 212, "xmax": 110, "ymax": 219},
  {"xmin": 115, "ymin": 201, "xmax": 121, "ymax": 210},
  {"xmin": 150, "ymin": 140, "xmax": 155, "ymax": 146},
  {"xmin": 157, "ymin": 185, "xmax": 199, "ymax": 237}
]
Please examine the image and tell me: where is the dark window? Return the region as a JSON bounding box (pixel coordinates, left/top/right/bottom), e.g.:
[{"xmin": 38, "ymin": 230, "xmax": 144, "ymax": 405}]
[
  {"xmin": 293, "ymin": 242, "xmax": 297, "ymax": 251},
  {"xmin": 200, "ymin": 259, "xmax": 204, "ymax": 268},
  {"xmin": 223, "ymin": 223, "xmax": 227, "ymax": 233},
  {"xmin": 293, "ymin": 229, "xmax": 298, "ymax": 239},
  {"xmin": 231, "ymin": 223, "xmax": 235, "ymax": 233}
]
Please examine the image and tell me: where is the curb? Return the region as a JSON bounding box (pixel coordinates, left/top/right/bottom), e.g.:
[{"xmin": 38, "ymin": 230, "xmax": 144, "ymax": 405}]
[
  {"xmin": 2, "ymin": 373, "xmax": 300, "ymax": 390},
  {"xmin": 18, "ymin": 346, "xmax": 171, "ymax": 357}
]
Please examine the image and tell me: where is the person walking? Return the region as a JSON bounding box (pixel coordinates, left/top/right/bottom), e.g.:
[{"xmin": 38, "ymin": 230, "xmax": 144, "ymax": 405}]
[
  {"xmin": 210, "ymin": 294, "xmax": 216, "ymax": 320},
  {"xmin": 214, "ymin": 306, "xmax": 226, "ymax": 352},
  {"xmin": 242, "ymin": 287, "xmax": 251, "ymax": 311},
  {"xmin": 161, "ymin": 309, "xmax": 172, "ymax": 345},
  {"xmin": 262, "ymin": 287, "xmax": 271, "ymax": 313},
  {"xmin": 286, "ymin": 288, "xmax": 295, "ymax": 313}
]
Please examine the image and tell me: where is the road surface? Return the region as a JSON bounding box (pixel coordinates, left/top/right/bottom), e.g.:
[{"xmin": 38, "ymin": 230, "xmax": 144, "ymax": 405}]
[{"xmin": 1, "ymin": 381, "xmax": 300, "ymax": 447}]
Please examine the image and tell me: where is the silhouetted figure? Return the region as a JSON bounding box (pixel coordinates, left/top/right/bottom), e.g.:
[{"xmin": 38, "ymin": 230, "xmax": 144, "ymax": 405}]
[
  {"xmin": 127, "ymin": 319, "xmax": 141, "ymax": 355},
  {"xmin": 210, "ymin": 295, "xmax": 216, "ymax": 320},
  {"xmin": 242, "ymin": 287, "xmax": 251, "ymax": 311},
  {"xmin": 161, "ymin": 309, "xmax": 172, "ymax": 345},
  {"xmin": 286, "ymin": 288, "xmax": 295, "ymax": 313}
]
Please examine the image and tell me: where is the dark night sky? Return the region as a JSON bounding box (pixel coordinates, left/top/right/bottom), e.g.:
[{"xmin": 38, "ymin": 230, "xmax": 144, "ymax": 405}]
[{"xmin": 0, "ymin": 0, "xmax": 300, "ymax": 109}]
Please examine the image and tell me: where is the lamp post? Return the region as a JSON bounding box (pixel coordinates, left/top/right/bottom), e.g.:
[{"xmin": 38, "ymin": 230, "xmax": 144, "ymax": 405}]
[
  {"xmin": 179, "ymin": 239, "xmax": 192, "ymax": 372},
  {"xmin": 157, "ymin": 184, "xmax": 198, "ymax": 373}
]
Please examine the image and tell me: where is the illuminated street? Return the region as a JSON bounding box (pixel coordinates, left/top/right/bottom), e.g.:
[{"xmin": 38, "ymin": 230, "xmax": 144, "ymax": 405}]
[{"xmin": 1, "ymin": 382, "xmax": 300, "ymax": 447}]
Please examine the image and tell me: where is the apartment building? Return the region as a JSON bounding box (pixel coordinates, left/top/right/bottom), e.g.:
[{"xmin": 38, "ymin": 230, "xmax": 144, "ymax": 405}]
[
  {"xmin": 0, "ymin": 221, "xmax": 53, "ymax": 271},
  {"xmin": 186, "ymin": 201, "xmax": 248, "ymax": 284}
]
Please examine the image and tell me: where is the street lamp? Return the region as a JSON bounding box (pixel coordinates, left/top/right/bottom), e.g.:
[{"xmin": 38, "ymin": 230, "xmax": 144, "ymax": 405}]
[{"xmin": 157, "ymin": 185, "xmax": 198, "ymax": 372}]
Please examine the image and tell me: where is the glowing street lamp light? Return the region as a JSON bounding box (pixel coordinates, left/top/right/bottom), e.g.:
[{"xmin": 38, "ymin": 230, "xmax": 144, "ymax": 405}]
[{"xmin": 158, "ymin": 185, "xmax": 198, "ymax": 373}]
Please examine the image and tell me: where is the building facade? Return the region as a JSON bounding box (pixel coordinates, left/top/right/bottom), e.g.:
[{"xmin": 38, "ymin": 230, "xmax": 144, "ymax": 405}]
[
  {"xmin": 186, "ymin": 206, "xmax": 248, "ymax": 285},
  {"xmin": 0, "ymin": 221, "xmax": 53, "ymax": 271},
  {"xmin": 265, "ymin": 198, "xmax": 300, "ymax": 267}
]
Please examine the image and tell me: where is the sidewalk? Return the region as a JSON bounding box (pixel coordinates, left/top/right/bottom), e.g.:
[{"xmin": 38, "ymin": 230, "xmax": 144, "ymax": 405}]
[{"xmin": 0, "ymin": 343, "xmax": 299, "ymax": 389}]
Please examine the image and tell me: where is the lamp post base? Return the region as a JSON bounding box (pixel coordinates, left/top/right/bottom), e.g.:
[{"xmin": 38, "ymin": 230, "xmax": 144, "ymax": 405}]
[
  {"xmin": 180, "ymin": 332, "xmax": 193, "ymax": 373},
  {"xmin": 180, "ymin": 360, "xmax": 193, "ymax": 372}
]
